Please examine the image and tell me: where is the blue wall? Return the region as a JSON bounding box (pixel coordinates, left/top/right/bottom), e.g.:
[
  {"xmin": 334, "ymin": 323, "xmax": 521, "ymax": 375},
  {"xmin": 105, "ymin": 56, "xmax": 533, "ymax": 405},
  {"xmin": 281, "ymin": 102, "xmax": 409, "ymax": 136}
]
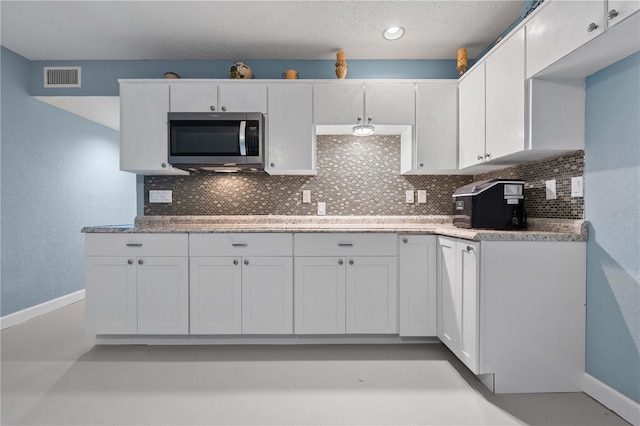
[
  {"xmin": 0, "ymin": 47, "xmax": 137, "ymax": 316},
  {"xmin": 585, "ymin": 51, "xmax": 640, "ymax": 403},
  {"xmin": 29, "ymin": 59, "xmax": 461, "ymax": 96}
]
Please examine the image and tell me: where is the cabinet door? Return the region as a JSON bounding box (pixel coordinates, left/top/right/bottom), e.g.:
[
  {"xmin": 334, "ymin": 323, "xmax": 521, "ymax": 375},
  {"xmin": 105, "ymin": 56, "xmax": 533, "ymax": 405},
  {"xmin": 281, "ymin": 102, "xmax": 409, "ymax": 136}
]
[
  {"xmin": 189, "ymin": 257, "xmax": 242, "ymax": 334},
  {"xmin": 457, "ymin": 241, "xmax": 480, "ymax": 374},
  {"xmin": 120, "ymin": 82, "xmax": 187, "ymax": 175},
  {"xmin": 414, "ymin": 83, "xmax": 458, "ymax": 171},
  {"xmin": 607, "ymin": 0, "xmax": 640, "ymax": 28},
  {"xmin": 437, "ymin": 237, "xmax": 458, "ymax": 351},
  {"xmin": 85, "ymin": 257, "xmax": 137, "ymax": 334},
  {"xmin": 458, "ymin": 63, "xmax": 486, "ymax": 169},
  {"xmin": 365, "ymin": 83, "xmax": 416, "ymax": 125},
  {"xmin": 170, "ymin": 82, "xmax": 218, "ymax": 112},
  {"xmin": 526, "ymin": 0, "xmax": 606, "ymax": 78},
  {"xmin": 399, "ymin": 236, "xmax": 437, "ymax": 337},
  {"xmin": 313, "ymin": 83, "xmax": 364, "ymax": 125},
  {"xmin": 241, "ymin": 257, "xmax": 293, "ymax": 334},
  {"xmin": 346, "ymin": 256, "xmax": 397, "ymax": 334},
  {"xmin": 137, "ymin": 256, "xmax": 189, "ymax": 335},
  {"xmin": 294, "ymin": 257, "xmax": 346, "ymax": 334},
  {"xmin": 218, "ymin": 83, "xmax": 267, "ymax": 113},
  {"xmin": 485, "ymin": 28, "xmax": 526, "ymax": 161},
  {"xmin": 266, "ymin": 84, "xmax": 316, "ymax": 175}
]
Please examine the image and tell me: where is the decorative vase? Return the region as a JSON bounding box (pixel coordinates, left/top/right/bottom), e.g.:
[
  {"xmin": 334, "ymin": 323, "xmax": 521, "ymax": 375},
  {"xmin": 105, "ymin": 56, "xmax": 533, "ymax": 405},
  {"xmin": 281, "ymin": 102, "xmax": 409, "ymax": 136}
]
[
  {"xmin": 335, "ymin": 51, "xmax": 347, "ymax": 79},
  {"xmin": 456, "ymin": 48, "xmax": 468, "ymax": 77}
]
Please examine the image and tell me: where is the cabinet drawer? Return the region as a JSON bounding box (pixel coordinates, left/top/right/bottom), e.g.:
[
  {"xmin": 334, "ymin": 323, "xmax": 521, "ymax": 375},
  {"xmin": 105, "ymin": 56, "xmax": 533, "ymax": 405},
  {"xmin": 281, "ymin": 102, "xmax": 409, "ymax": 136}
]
[
  {"xmin": 189, "ymin": 233, "xmax": 293, "ymax": 257},
  {"xmin": 294, "ymin": 233, "xmax": 397, "ymax": 257},
  {"xmin": 85, "ymin": 233, "xmax": 188, "ymax": 257}
]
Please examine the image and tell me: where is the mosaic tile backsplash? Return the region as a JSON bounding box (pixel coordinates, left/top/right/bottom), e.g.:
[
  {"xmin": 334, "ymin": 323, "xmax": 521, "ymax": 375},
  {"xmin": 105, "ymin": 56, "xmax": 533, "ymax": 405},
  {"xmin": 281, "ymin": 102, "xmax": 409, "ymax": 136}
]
[{"xmin": 144, "ymin": 136, "xmax": 584, "ymax": 219}]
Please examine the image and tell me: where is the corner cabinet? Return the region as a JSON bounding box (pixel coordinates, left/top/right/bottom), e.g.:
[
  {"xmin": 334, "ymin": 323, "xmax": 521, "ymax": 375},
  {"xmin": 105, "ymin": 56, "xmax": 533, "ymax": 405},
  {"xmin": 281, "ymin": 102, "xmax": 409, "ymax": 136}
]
[
  {"xmin": 266, "ymin": 83, "xmax": 316, "ymax": 175},
  {"xmin": 119, "ymin": 81, "xmax": 188, "ymax": 175},
  {"xmin": 436, "ymin": 236, "xmax": 586, "ymax": 393},
  {"xmin": 85, "ymin": 233, "xmax": 189, "ymax": 335}
]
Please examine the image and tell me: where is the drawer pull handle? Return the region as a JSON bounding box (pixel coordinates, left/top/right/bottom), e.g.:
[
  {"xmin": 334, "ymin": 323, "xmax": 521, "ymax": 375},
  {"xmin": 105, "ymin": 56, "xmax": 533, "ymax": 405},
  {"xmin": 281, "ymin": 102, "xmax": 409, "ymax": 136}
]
[
  {"xmin": 126, "ymin": 243, "xmax": 143, "ymax": 247},
  {"xmin": 232, "ymin": 243, "xmax": 248, "ymax": 247},
  {"xmin": 338, "ymin": 243, "xmax": 354, "ymax": 247}
]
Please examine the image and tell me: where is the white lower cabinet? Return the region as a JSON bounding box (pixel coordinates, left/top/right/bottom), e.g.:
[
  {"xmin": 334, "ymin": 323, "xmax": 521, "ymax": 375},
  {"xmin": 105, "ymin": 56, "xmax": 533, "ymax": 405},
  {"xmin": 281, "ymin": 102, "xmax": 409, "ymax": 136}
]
[
  {"xmin": 294, "ymin": 233, "xmax": 398, "ymax": 335},
  {"xmin": 399, "ymin": 235, "xmax": 437, "ymax": 337},
  {"xmin": 85, "ymin": 233, "xmax": 189, "ymax": 335},
  {"xmin": 189, "ymin": 233, "xmax": 294, "ymax": 335}
]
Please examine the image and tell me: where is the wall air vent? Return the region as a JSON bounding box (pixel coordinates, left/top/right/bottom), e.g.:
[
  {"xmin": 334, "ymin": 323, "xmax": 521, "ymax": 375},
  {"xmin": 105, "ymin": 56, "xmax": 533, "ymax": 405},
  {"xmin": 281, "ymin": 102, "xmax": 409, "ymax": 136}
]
[{"xmin": 44, "ymin": 66, "xmax": 81, "ymax": 88}]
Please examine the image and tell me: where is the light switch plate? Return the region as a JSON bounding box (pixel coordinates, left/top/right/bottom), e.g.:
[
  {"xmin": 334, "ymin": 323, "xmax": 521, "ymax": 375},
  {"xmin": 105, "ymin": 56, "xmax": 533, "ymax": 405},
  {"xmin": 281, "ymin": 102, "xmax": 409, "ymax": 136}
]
[
  {"xmin": 545, "ymin": 180, "xmax": 557, "ymax": 200},
  {"xmin": 406, "ymin": 190, "xmax": 415, "ymax": 204},
  {"xmin": 317, "ymin": 202, "xmax": 326, "ymax": 215},
  {"xmin": 571, "ymin": 176, "xmax": 584, "ymax": 197},
  {"xmin": 302, "ymin": 190, "xmax": 311, "ymax": 203},
  {"xmin": 149, "ymin": 190, "xmax": 172, "ymax": 203},
  {"xmin": 417, "ymin": 190, "xmax": 427, "ymax": 203}
]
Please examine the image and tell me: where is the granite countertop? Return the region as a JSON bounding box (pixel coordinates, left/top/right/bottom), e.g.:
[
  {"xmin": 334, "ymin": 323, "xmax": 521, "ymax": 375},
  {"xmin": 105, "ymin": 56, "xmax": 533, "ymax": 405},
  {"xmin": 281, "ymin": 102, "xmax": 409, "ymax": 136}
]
[{"xmin": 81, "ymin": 216, "xmax": 588, "ymax": 242}]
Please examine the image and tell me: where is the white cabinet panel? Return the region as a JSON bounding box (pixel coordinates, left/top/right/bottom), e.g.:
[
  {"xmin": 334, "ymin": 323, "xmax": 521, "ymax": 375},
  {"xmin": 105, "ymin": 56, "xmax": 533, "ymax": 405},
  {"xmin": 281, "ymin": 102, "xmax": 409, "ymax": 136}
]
[
  {"xmin": 85, "ymin": 233, "xmax": 189, "ymax": 257},
  {"xmin": 137, "ymin": 257, "xmax": 189, "ymax": 335},
  {"xmin": 294, "ymin": 257, "xmax": 346, "ymax": 334},
  {"xmin": 457, "ymin": 241, "xmax": 479, "ymax": 373},
  {"xmin": 399, "ymin": 235, "xmax": 437, "ymax": 337},
  {"xmin": 241, "ymin": 257, "xmax": 293, "ymax": 334},
  {"xmin": 458, "ymin": 64, "xmax": 486, "ymax": 169},
  {"xmin": 365, "ymin": 84, "xmax": 415, "ymax": 125},
  {"xmin": 170, "ymin": 82, "xmax": 218, "ymax": 112},
  {"xmin": 190, "ymin": 257, "xmax": 242, "ymax": 334},
  {"xmin": 313, "ymin": 83, "xmax": 364, "ymax": 125},
  {"xmin": 119, "ymin": 82, "xmax": 187, "ymax": 175},
  {"xmin": 437, "ymin": 237, "xmax": 458, "ymax": 350},
  {"xmin": 85, "ymin": 257, "xmax": 137, "ymax": 335},
  {"xmin": 526, "ymin": 0, "xmax": 606, "ymax": 78},
  {"xmin": 294, "ymin": 233, "xmax": 397, "ymax": 257},
  {"xmin": 218, "ymin": 83, "xmax": 268, "ymax": 113},
  {"xmin": 607, "ymin": 0, "xmax": 640, "ymax": 28},
  {"xmin": 266, "ymin": 84, "xmax": 316, "ymax": 175},
  {"xmin": 346, "ymin": 256, "xmax": 397, "ymax": 334}
]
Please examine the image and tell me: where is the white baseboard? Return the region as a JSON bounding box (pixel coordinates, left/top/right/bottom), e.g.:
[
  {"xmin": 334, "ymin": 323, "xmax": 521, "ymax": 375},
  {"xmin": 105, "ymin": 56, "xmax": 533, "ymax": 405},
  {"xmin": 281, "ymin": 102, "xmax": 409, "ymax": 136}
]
[
  {"xmin": 0, "ymin": 290, "xmax": 85, "ymax": 330},
  {"xmin": 583, "ymin": 373, "xmax": 640, "ymax": 426}
]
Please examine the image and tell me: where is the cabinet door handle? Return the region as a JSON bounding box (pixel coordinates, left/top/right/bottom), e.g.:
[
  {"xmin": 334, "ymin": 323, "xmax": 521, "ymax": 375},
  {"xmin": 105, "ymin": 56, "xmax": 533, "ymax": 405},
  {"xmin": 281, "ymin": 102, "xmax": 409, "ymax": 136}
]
[
  {"xmin": 338, "ymin": 243, "xmax": 354, "ymax": 247},
  {"xmin": 221, "ymin": 106, "xmax": 227, "ymax": 112},
  {"xmin": 232, "ymin": 243, "xmax": 248, "ymax": 247},
  {"xmin": 138, "ymin": 259, "xmax": 144, "ymax": 265},
  {"xmin": 210, "ymin": 105, "xmax": 216, "ymax": 111},
  {"xmin": 419, "ymin": 163, "xmax": 424, "ymax": 167},
  {"xmin": 233, "ymin": 259, "xmax": 239, "ymax": 265},
  {"xmin": 403, "ymin": 238, "xmax": 408, "ymax": 244},
  {"xmin": 161, "ymin": 163, "xmax": 167, "ymax": 168},
  {"xmin": 466, "ymin": 245, "xmax": 474, "ymax": 252},
  {"xmin": 127, "ymin": 259, "xmax": 133, "ymax": 265},
  {"xmin": 338, "ymin": 259, "xmax": 344, "ymax": 265},
  {"xmin": 348, "ymin": 259, "xmax": 354, "ymax": 265},
  {"xmin": 270, "ymin": 162, "xmax": 276, "ymax": 168},
  {"xmin": 477, "ymin": 155, "xmax": 484, "ymax": 161},
  {"xmin": 484, "ymin": 153, "xmax": 491, "ymax": 159},
  {"xmin": 244, "ymin": 259, "xmax": 249, "ymax": 265},
  {"xmin": 126, "ymin": 243, "xmax": 143, "ymax": 247},
  {"xmin": 587, "ymin": 22, "xmax": 598, "ymax": 32},
  {"xmin": 608, "ymin": 9, "xmax": 619, "ymax": 19}
]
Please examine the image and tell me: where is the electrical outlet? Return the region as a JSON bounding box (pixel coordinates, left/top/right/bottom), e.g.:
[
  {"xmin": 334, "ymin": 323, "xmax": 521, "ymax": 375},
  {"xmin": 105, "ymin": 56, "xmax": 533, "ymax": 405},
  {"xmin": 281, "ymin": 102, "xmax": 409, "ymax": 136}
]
[
  {"xmin": 317, "ymin": 202, "xmax": 326, "ymax": 215},
  {"xmin": 149, "ymin": 190, "xmax": 172, "ymax": 203},
  {"xmin": 545, "ymin": 180, "xmax": 557, "ymax": 200},
  {"xmin": 417, "ymin": 190, "xmax": 427, "ymax": 203},
  {"xmin": 405, "ymin": 190, "xmax": 415, "ymax": 204},
  {"xmin": 571, "ymin": 176, "xmax": 584, "ymax": 197},
  {"xmin": 302, "ymin": 190, "xmax": 311, "ymax": 203}
]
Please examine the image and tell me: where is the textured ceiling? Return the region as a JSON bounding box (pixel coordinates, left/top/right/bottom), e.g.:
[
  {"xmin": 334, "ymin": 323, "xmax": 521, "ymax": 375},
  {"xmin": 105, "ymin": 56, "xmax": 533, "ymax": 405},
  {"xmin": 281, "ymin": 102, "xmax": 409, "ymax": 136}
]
[{"xmin": 1, "ymin": 1, "xmax": 524, "ymax": 60}]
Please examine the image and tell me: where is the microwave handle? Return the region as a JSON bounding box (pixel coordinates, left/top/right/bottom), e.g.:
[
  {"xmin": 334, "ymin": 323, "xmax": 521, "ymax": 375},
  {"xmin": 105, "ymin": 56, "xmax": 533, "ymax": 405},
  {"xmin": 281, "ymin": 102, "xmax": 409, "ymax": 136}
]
[{"xmin": 239, "ymin": 121, "xmax": 247, "ymax": 156}]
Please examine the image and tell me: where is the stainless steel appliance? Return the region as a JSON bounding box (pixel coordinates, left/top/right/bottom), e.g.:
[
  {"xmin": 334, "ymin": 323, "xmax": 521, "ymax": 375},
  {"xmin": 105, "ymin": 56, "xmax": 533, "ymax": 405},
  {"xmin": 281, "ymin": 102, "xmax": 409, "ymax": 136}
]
[
  {"xmin": 168, "ymin": 112, "xmax": 264, "ymax": 172},
  {"xmin": 453, "ymin": 179, "xmax": 526, "ymax": 229}
]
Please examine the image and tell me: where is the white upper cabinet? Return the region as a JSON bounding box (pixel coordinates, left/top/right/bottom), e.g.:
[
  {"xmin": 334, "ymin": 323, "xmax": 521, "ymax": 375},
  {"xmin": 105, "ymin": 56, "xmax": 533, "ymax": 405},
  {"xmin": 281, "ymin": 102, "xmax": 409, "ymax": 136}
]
[
  {"xmin": 607, "ymin": 0, "xmax": 640, "ymax": 28},
  {"xmin": 170, "ymin": 81, "xmax": 267, "ymax": 113},
  {"xmin": 526, "ymin": 0, "xmax": 606, "ymax": 78},
  {"xmin": 313, "ymin": 82, "xmax": 415, "ymax": 125},
  {"xmin": 458, "ymin": 63, "xmax": 486, "ymax": 169},
  {"xmin": 313, "ymin": 83, "xmax": 364, "ymax": 125},
  {"xmin": 485, "ymin": 27, "xmax": 526, "ymax": 162},
  {"xmin": 119, "ymin": 81, "xmax": 188, "ymax": 175},
  {"xmin": 404, "ymin": 82, "xmax": 458, "ymax": 174},
  {"xmin": 266, "ymin": 83, "xmax": 316, "ymax": 175}
]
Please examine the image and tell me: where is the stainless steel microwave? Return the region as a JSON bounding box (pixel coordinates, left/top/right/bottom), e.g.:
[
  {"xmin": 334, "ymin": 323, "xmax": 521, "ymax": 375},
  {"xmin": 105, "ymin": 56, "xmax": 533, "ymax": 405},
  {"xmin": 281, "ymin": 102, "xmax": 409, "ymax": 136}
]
[{"xmin": 168, "ymin": 112, "xmax": 264, "ymax": 172}]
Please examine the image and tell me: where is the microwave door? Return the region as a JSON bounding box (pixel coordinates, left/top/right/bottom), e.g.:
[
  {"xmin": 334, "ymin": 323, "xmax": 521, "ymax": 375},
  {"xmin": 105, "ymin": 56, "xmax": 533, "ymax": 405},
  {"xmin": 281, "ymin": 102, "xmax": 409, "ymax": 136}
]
[{"xmin": 169, "ymin": 120, "xmax": 247, "ymax": 165}]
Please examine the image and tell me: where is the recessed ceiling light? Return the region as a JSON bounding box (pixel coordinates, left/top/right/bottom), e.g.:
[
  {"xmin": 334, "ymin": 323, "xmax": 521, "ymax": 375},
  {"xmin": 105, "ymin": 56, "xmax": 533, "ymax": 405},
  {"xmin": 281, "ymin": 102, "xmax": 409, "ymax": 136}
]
[{"xmin": 383, "ymin": 26, "xmax": 405, "ymax": 41}]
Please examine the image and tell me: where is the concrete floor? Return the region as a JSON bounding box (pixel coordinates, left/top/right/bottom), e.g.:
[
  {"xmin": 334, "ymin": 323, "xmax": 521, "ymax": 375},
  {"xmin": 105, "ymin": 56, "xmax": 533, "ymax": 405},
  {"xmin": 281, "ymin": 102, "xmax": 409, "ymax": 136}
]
[{"xmin": 0, "ymin": 301, "xmax": 630, "ymax": 425}]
